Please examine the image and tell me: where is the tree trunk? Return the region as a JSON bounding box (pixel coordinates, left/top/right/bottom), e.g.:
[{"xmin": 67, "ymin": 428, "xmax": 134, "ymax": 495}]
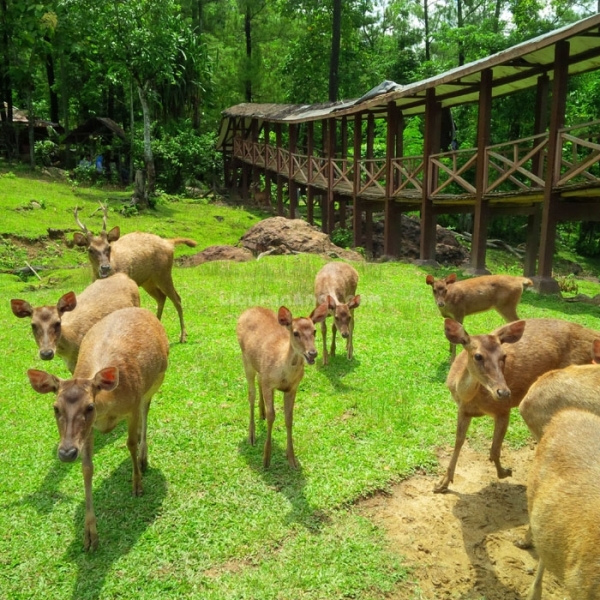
[
  {"xmin": 456, "ymin": 0, "xmax": 465, "ymax": 66},
  {"xmin": 45, "ymin": 40, "xmax": 59, "ymax": 124},
  {"xmin": 244, "ymin": 5, "xmax": 252, "ymax": 102},
  {"xmin": 137, "ymin": 82, "xmax": 155, "ymax": 204},
  {"xmin": 27, "ymin": 90, "xmax": 35, "ymax": 168},
  {"xmin": 329, "ymin": 0, "xmax": 342, "ymax": 102},
  {"xmin": 0, "ymin": 0, "xmax": 14, "ymax": 159},
  {"xmin": 424, "ymin": 0, "xmax": 430, "ymax": 61}
]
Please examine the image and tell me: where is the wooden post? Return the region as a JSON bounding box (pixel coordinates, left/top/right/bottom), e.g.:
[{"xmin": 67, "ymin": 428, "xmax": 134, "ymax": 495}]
[
  {"xmin": 288, "ymin": 123, "xmax": 298, "ymax": 218},
  {"xmin": 419, "ymin": 89, "xmax": 440, "ymax": 262},
  {"xmin": 327, "ymin": 118, "xmax": 336, "ymax": 234},
  {"xmin": 535, "ymin": 41, "xmax": 569, "ymax": 294},
  {"xmin": 384, "ymin": 101, "xmax": 401, "ymax": 257},
  {"xmin": 352, "ymin": 113, "xmax": 362, "ymax": 248},
  {"xmin": 469, "ymin": 68, "xmax": 493, "ymax": 274},
  {"xmin": 307, "ymin": 121, "xmax": 314, "ymax": 224}
]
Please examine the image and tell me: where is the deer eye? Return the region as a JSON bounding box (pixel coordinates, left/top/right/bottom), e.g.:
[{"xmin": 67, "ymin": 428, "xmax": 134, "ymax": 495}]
[
  {"xmin": 86, "ymin": 404, "xmax": 95, "ymax": 413},
  {"xmin": 293, "ymin": 331, "xmax": 299, "ymax": 337},
  {"xmin": 474, "ymin": 353, "xmax": 483, "ymax": 361},
  {"xmin": 53, "ymin": 405, "xmax": 60, "ymax": 417}
]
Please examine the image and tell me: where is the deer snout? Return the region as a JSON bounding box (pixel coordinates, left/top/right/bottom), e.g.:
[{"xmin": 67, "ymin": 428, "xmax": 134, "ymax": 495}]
[
  {"xmin": 39, "ymin": 349, "xmax": 55, "ymax": 360},
  {"xmin": 98, "ymin": 264, "xmax": 112, "ymax": 278},
  {"xmin": 305, "ymin": 350, "xmax": 318, "ymax": 365},
  {"xmin": 436, "ymin": 300, "xmax": 445, "ymax": 307},
  {"xmin": 58, "ymin": 446, "xmax": 79, "ymax": 462},
  {"xmin": 495, "ymin": 388, "xmax": 511, "ymax": 399}
]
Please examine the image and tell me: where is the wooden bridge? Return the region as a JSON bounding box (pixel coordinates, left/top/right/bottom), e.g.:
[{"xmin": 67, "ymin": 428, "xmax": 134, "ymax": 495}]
[{"xmin": 218, "ymin": 14, "xmax": 600, "ymax": 292}]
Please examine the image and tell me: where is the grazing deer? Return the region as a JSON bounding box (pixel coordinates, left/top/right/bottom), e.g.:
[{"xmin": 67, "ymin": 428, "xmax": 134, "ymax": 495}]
[
  {"xmin": 72, "ymin": 205, "xmax": 196, "ymax": 343},
  {"xmin": 520, "ymin": 339, "xmax": 600, "ymax": 442},
  {"xmin": 526, "ymin": 408, "xmax": 600, "ymax": 600},
  {"xmin": 314, "ymin": 262, "xmax": 360, "ymax": 365},
  {"xmin": 11, "ymin": 273, "xmax": 140, "ymax": 373},
  {"xmin": 250, "ymin": 182, "xmax": 271, "ymax": 209},
  {"xmin": 425, "ymin": 273, "xmax": 532, "ymax": 361},
  {"xmin": 435, "ymin": 317, "xmax": 600, "ymax": 494},
  {"xmin": 237, "ymin": 302, "xmax": 328, "ymax": 468},
  {"xmin": 27, "ymin": 307, "xmax": 169, "ymax": 551}
]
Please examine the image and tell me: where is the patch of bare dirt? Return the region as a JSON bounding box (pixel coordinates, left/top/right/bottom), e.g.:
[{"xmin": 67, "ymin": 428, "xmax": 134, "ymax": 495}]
[{"xmin": 360, "ymin": 442, "xmax": 565, "ymax": 600}]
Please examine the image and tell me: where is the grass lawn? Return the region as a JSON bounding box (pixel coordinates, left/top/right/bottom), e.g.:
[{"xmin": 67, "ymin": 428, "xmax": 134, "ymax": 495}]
[{"xmin": 1, "ymin": 168, "xmax": 600, "ymax": 599}]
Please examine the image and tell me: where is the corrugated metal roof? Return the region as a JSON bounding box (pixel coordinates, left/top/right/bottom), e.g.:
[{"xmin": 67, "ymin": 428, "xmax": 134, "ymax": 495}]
[{"xmin": 221, "ymin": 12, "xmax": 600, "ymax": 127}]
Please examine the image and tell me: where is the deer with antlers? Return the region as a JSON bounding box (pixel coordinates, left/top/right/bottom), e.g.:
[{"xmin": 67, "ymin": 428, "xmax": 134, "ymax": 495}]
[{"xmin": 72, "ymin": 205, "xmax": 196, "ymax": 342}]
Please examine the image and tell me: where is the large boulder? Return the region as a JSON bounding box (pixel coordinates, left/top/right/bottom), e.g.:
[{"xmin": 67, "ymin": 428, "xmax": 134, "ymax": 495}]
[{"xmin": 240, "ymin": 217, "xmax": 364, "ymax": 261}]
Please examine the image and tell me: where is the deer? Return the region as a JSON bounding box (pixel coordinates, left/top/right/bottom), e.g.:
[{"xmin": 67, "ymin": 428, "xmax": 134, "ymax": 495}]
[
  {"xmin": 425, "ymin": 273, "xmax": 533, "ymax": 361},
  {"xmin": 314, "ymin": 262, "xmax": 360, "ymax": 365},
  {"xmin": 434, "ymin": 317, "xmax": 600, "ymax": 494},
  {"xmin": 519, "ymin": 339, "xmax": 600, "ymax": 442},
  {"xmin": 525, "ymin": 408, "xmax": 600, "ymax": 600},
  {"xmin": 250, "ymin": 181, "xmax": 271, "ymax": 209},
  {"xmin": 72, "ymin": 205, "xmax": 197, "ymax": 343},
  {"xmin": 10, "ymin": 273, "xmax": 140, "ymax": 373},
  {"xmin": 27, "ymin": 307, "xmax": 169, "ymax": 552},
  {"xmin": 236, "ymin": 302, "xmax": 328, "ymax": 469}
]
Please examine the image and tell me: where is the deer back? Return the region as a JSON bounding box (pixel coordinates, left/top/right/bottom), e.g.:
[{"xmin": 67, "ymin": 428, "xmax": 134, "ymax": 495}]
[{"xmin": 447, "ymin": 318, "xmax": 600, "ymax": 410}]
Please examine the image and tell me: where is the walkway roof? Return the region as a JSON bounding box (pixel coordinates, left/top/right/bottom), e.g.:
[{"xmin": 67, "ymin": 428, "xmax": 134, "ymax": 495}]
[{"xmin": 220, "ymin": 12, "xmax": 600, "ymax": 130}]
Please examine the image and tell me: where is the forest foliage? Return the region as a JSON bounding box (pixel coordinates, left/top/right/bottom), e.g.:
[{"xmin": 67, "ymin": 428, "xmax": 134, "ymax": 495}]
[{"xmin": 1, "ymin": 0, "xmax": 600, "ymax": 250}]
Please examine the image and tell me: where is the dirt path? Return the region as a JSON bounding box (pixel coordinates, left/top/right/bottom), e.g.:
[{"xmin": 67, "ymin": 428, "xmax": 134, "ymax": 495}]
[{"xmin": 361, "ymin": 442, "xmax": 566, "ymax": 600}]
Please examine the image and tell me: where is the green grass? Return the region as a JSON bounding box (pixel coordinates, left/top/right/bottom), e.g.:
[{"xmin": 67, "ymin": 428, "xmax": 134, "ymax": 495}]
[{"xmin": 1, "ymin": 170, "xmax": 600, "ymax": 599}]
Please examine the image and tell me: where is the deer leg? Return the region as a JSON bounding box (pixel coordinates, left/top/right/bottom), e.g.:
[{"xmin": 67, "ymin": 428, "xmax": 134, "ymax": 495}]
[
  {"xmin": 262, "ymin": 389, "xmax": 276, "ymax": 468},
  {"xmin": 321, "ymin": 320, "xmax": 329, "ymax": 365},
  {"xmin": 142, "ymin": 282, "xmax": 167, "ymax": 321},
  {"xmin": 245, "ymin": 363, "xmax": 257, "ymax": 446},
  {"xmin": 81, "ymin": 434, "xmax": 98, "ymax": 551},
  {"xmin": 330, "ymin": 322, "xmax": 337, "ymax": 357},
  {"xmin": 347, "ymin": 313, "xmax": 354, "ymax": 360},
  {"xmin": 434, "ymin": 410, "xmax": 472, "ymax": 493},
  {"xmin": 497, "ymin": 305, "xmax": 520, "ymax": 323},
  {"xmin": 490, "ymin": 412, "xmax": 512, "ymax": 479},
  {"xmin": 127, "ymin": 411, "xmax": 143, "ymax": 496},
  {"xmin": 527, "ymin": 559, "xmax": 545, "ymax": 600},
  {"xmin": 138, "ymin": 398, "xmax": 151, "ymax": 472},
  {"xmin": 258, "ymin": 379, "xmax": 265, "ymax": 420},
  {"xmin": 283, "ymin": 390, "xmax": 298, "ymax": 469},
  {"xmin": 515, "ymin": 525, "xmax": 534, "ymax": 549},
  {"xmin": 158, "ymin": 275, "xmax": 187, "ymax": 343}
]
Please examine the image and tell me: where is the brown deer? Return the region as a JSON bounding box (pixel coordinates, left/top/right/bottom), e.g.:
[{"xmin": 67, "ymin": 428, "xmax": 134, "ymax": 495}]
[
  {"xmin": 525, "ymin": 408, "xmax": 600, "ymax": 600},
  {"xmin": 237, "ymin": 302, "xmax": 328, "ymax": 468},
  {"xmin": 27, "ymin": 307, "xmax": 169, "ymax": 551},
  {"xmin": 314, "ymin": 262, "xmax": 360, "ymax": 365},
  {"xmin": 11, "ymin": 273, "xmax": 140, "ymax": 373},
  {"xmin": 250, "ymin": 182, "xmax": 271, "ymax": 209},
  {"xmin": 425, "ymin": 273, "xmax": 533, "ymax": 361},
  {"xmin": 435, "ymin": 317, "xmax": 600, "ymax": 494},
  {"xmin": 520, "ymin": 339, "xmax": 600, "ymax": 442},
  {"xmin": 72, "ymin": 205, "xmax": 196, "ymax": 342}
]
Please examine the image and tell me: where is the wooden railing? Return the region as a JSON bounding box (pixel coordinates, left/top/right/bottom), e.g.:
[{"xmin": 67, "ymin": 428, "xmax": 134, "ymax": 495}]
[{"xmin": 233, "ymin": 122, "xmax": 600, "ymax": 200}]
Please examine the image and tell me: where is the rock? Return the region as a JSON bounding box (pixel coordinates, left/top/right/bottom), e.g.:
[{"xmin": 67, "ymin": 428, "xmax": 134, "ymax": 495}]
[
  {"xmin": 240, "ymin": 217, "xmax": 364, "ymax": 261},
  {"xmin": 179, "ymin": 245, "xmax": 254, "ymax": 266}
]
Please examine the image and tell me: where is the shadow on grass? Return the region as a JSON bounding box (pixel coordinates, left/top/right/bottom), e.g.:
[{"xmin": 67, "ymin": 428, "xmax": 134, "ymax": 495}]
[
  {"xmin": 238, "ymin": 432, "xmax": 331, "ymax": 533},
  {"xmin": 316, "ymin": 354, "xmax": 361, "ymax": 391},
  {"xmin": 63, "ymin": 460, "xmax": 167, "ymax": 600},
  {"xmin": 520, "ymin": 291, "xmax": 600, "ymax": 320},
  {"xmin": 13, "ymin": 424, "xmax": 124, "ymax": 516}
]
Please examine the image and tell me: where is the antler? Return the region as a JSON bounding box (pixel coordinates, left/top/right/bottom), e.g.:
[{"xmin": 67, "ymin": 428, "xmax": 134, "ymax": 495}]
[
  {"xmin": 73, "ymin": 206, "xmax": 90, "ymax": 234},
  {"xmin": 100, "ymin": 202, "xmax": 108, "ymax": 233}
]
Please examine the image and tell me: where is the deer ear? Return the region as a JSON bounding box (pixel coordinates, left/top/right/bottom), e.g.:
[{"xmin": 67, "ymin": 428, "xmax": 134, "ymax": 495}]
[
  {"xmin": 593, "ymin": 339, "xmax": 600, "ymax": 364},
  {"xmin": 93, "ymin": 367, "xmax": 119, "ymax": 392},
  {"xmin": 11, "ymin": 299, "xmax": 33, "ymax": 318},
  {"xmin": 446, "ymin": 273, "xmax": 457, "ymax": 284},
  {"xmin": 444, "ymin": 319, "xmax": 469, "ymax": 346},
  {"xmin": 27, "ymin": 369, "xmax": 60, "ymax": 394},
  {"xmin": 310, "ymin": 301, "xmax": 329, "ymax": 324},
  {"xmin": 326, "ymin": 294, "xmax": 337, "ymax": 312},
  {"xmin": 348, "ymin": 295, "xmax": 361, "ymax": 310},
  {"xmin": 425, "ymin": 275, "xmax": 435, "ymax": 286},
  {"xmin": 57, "ymin": 292, "xmax": 77, "ymax": 314},
  {"xmin": 72, "ymin": 232, "xmax": 89, "ymax": 247},
  {"xmin": 107, "ymin": 226, "xmax": 120, "ymax": 242},
  {"xmin": 277, "ymin": 306, "xmax": 293, "ymax": 327},
  {"xmin": 497, "ymin": 320, "xmax": 525, "ymax": 345}
]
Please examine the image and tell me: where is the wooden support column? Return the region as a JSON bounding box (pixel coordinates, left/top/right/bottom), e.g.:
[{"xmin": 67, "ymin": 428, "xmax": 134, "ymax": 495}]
[
  {"xmin": 384, "ymin": 101, "xmax": 401, "ymax": 257},
  {"xmin": 352, "ymin": 113, "xmax": 363, "ymax": 248},
  {"xmin": 251, "ymin": 119, "xmax": 260, "ymax": 184},
  {"xmin": 535, "ymin": 41, "xmax": 569, "ymax": 294},
  {"xmin": 326, "ymin": 118, "xmax": 337, "ymax": 234},
  {"xmin": 525, "ymin": 74, "xmax": 550, "ymax": 276},
  {"xmin": 365, "ymin": 209, "xmax": 373, "ymax": 255},
  {"xmin": 419, "ymin": 89, "xmax": 440, "ymax": 262},
  {"xmin": 469, "ymin": 68, "xmax": 493, "ymax": 274},
  {"xmin": 288, "ymin": 123, "xmax": 298, "ymax": 218},
  {"xmin": 320, "ymin": 120, "xmax": 329, "ymax": 232},
  {"xmin": 307, "ymin": 121, "xmax": 314, "ymax": 224}
]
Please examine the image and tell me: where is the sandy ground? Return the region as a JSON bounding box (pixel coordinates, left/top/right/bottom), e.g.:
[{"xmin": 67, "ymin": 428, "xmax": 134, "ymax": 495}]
[{"xmin": 360, "ymin": 442, "xmax": 567, "ymax": 600}]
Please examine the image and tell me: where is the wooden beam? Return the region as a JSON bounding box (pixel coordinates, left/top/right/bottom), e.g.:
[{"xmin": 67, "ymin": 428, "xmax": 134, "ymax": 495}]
[
  {"xmin": 469, "ymin": 68, "xmax": 493, "ymax": 274},
  {"xmin": 352, "ymin": 113, "xmax": 362, "ymax": 248},
  {"xmin": 384, "ymin": 101, "xmax": 401, "ymax": 256}
]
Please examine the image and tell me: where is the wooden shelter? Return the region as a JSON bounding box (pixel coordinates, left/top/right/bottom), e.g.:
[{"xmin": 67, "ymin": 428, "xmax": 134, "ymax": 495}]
[{"xmin": 217, "ymin": 13, "xmax": 600, "ymax": 292}]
